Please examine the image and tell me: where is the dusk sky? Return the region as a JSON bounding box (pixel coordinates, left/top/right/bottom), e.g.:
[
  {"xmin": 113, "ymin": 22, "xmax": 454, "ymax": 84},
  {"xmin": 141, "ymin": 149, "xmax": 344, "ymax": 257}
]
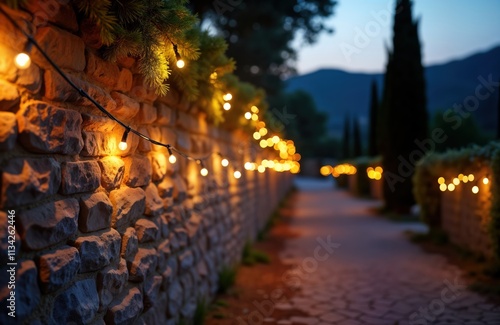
[{"xmin": 295, "ymin": 0, "xmax": 500, "ymax": 74}]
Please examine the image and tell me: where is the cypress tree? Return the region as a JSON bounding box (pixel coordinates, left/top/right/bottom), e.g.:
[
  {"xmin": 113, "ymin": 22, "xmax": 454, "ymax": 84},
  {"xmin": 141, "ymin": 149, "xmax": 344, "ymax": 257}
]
[
  {"xmin": 342, "ymin": 115, "xmax": 351, "ymax": 159},
  {"xmin": 368, "ymin": 80, "xmax": 379, "ymax": 156},
  {"xmin": 353, "ymin": 117, "xmax": 362, "ymax": 157},
  {"xmin": 497, "ymin": 80, "xmax": 500, "ymax": 139},
  {"xmin": 381, "ymin": 0, "xmax": 428, "ymax": 212}
]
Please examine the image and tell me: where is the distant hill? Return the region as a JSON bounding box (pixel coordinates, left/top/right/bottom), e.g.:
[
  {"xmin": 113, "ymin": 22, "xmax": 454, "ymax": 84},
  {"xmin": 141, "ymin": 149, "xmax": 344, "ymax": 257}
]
[{"xmin": 286, "ymin": 45, "xmax": 500, "ymax": 138}]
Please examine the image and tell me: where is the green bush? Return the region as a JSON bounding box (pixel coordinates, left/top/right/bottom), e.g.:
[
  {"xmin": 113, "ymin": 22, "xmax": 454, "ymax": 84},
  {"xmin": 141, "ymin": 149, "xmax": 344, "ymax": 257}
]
[{"xmin": 217, "ymin": 266, "xmax": 237, "ymax": 294}]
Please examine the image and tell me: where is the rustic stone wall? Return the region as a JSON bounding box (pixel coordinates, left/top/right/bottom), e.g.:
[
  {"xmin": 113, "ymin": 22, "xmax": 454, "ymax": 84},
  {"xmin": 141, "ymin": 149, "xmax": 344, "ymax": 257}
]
[
  {"xmin": 0, "ymin": 3, "xmax": 293, "ymax": 324},
  {"xmin": 440, "ymin": 166, "xmax": 493, "ymax": 259}
]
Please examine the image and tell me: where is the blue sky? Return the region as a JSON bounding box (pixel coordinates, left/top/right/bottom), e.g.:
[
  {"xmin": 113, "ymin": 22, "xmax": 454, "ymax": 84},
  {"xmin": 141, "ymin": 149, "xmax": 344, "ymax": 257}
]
[{"xmin": 295, "ymin": 0, "xmax": 500, "ymax": 74}]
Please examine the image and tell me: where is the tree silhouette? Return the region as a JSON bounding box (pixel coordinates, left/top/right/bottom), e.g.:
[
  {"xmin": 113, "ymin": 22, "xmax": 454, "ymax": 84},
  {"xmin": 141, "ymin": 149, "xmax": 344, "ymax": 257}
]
[
  {"xmin": 497, "ymin": 80, "xmax": 500, "ymax": 139},
  {"xmin": 380, "ymin": 0, "xmax": 428, "ymax": 212},
  {"xmin": 368, "ymin": 81, "xmax": 379, "ymax": 156},
  {"xmin": 353, "ymin": 117, "xmax": 362, "ymax": 157},
  {"xmin": 342, "ymin": 115, "xmax": 351, "ymax": 159}
]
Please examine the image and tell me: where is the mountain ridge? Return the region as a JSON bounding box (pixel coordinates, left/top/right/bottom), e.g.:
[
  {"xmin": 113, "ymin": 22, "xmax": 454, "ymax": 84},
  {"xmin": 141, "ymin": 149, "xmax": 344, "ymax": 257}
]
[{"xmin": 286, "ymin": 45, "xmax": 500, "ymax": 137}]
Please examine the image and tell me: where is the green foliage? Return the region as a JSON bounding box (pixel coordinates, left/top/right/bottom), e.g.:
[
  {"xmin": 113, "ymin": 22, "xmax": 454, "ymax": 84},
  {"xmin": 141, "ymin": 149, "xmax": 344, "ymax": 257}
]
[
  {"xmin": 368, "ymin": 80, "xmax": 379, "ymax": 156},
  {"xmin": 242, "ymin": 241, "xmax": 271, "ymax": 266},
  {"xmin": 380, "ymin": 0, "xmax": 428, "ymax": 212},
  {"xmin": 431, "ymin": 111, "xmax": 489, "ymax": 151},
  {"xmin": 193, "ymin": 298, "xmax": 208, "ymax": 325},
  {"xmin": 342, "ymin": 115, "xmax": 351, "ymax": 159},
  {"xmin": 217, "ymin": 265, "xmax": 237, "ymax": 294},
  {"xmin": 353, "ymin": 117, "xmax": 362, "ymax": 157},
  {"xmin": 413, "ymin": 141, "xmax": 500, "ymax": 261}
]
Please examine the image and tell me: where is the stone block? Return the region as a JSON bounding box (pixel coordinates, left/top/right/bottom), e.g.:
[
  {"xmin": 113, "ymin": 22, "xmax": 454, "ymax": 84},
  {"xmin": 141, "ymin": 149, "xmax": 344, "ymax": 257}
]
[
  {"xmin": 161, "ymin": 256, "xmax": 178, "ymax": 290},
  {"xmin": 97, "ymin": 259, "xmax": 128, "ymax": 312},
  {"xmin": 1, "ymin": 158, "xmax": 61, "ymax": 208},
  {"xmin": 79, "ymin": 192, "xmax": 113, "ymax": 233},
  {"xmin": 123, "ymin": 155, "xmax": 152, "ymax": 187},
  {"xmin": 137, "ymin": 126, "xmax": 152, "ymax": 153},
  {"xmin": 143, "ymin": 275, "xmax": 162, "ymax": 311},
  {"xmin": 110, "ymin": 91, "xmax": 140, "ymax": 121},
  {"xmin": 135, "ymin": 219, "xmax": 159, "ymax": 243},
  {"xmin": 61, "ymin": 161, "xmax": 101, "ymax": 194},
  {"xmin": 18, "ymin": 198, "xmax": 79, "ymax": 250},
  {"xmin": 167, "ymin": 280, "xmax": 182, "ymax": 317},
  {"xmin": 38, "ymin": 246, "xmax": 80, "ymax": 293},
  {"xmin": 156, "ymin": 102, "xmax": 174, "ymax": 125},
  {"xmin": 17, "ymin": 101, "xmax": 83, "ymax": 154},
  {"xmin": 74, "ymin": 228, "xmax": 121, "ymax": 273},
  {"xmin": 85, "ymin": 51, "xmax": 120, "ymax": 88},
  {"xmin": 32, "ymin": 26, "xmax": 85, "ymax": 71},
  {"xmin": 44, "ymin": 69, "xmax": 116, "ymax": 112},
  {"xmin": 24, "ymin": 0, "xmax": 79, "ymax": 32},
  {"xmin": 130, "ymin": 75, "xmax": 158, "ymax": 103},
  {"xmin": 157, "ymin": 239, "xmax": 171, "ymax": 271},
  {"xmin": 115, "ymin": 68, "xmax": 133, "ymax": 92},
  {"xmin": 137, "ymin": 102, "xmax": 157, "ymax": 125},
  {"xmin": 178, "ymin": 250, "xmax": 194, "ymax": 271},
  {"xmin": 109, "ymin": 187, "xmax": 146, "ymax": 229},
  {"xmin": 158, "ymin": 177, "xmax": 174, "ymax": 199},
  {"xmin": 144, "ymin": 183, "xmax": 163, "ymax": 217},
  {"xmin": 128, "ymin": 247, "xmax": 158, "ymax": 282},
  {"xmin": 0, "ymin": 80, "xmax": 19, "ymax": 111},
  {"xmin": 175, "ymin": 130, "xmax": 192, "ymax": 152},
  {"xmin": 105, "ymin": 287, "xmax": 143, "ymax": 325},
  {"xmin": 120, "ymin": 227, "xmax": 138, "ymax": 262},
  {"xmin": 0, "ymin": 111, "xmax": 17, "ymax": 151},
  {"xmin": 150, "ymin": 152, "xmax": 168, "ymax": 182},
  {"xmin": 98, "ymin": 156, "xmax": 125, "ymax": 190},
  {"xmin": 51, "ymin": 279, "xmax": 98, "ymax": 324}
]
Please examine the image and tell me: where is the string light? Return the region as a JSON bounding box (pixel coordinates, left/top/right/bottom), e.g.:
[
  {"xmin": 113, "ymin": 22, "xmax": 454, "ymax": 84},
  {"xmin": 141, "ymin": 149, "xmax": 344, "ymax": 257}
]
[
  {"xmin": 118, "ymin": 127, "xmax": 130, "ymax": 151},
  {"xmin": 221, "ymin": 158, "xmax": 229, "ymax": 167},
  {"xmin": 472, "ymin": 186, "xmax": 479, "ymax": 194},
  {"xmin": 172, "ymin": 43, "xmax": 185, "ymax": 68},
  {"xmin": 245, "ymin": 112, "xmax": 252, "ymax": 120},
  {"xmin": 483, "ymin": 177, "xmax": 489, "ymax": 185},
  {"xmin": 253, "ymin": 132, "xmax": 261, "ymax": 140},
  {"xmin": 439, "ymin": 184, "xmax": 447, "ymax": 192},
  {"xmin": 233, "ymin": 170, "xmax": 242, "ymax": 179},
  {"xmin": 259, "ymin": 128, "xmax": 268, "ymax": 136},
  {"xmin": 244, "ymin": 162, "xmax": 253, "ymax": 170},
  {"xmin": 448, "ymin": 184, "xmax": 455, "ymax": 191},
  {"xmin": 0, "ymin": 7, "xmax": 301, "ymax": 182},
  {"xmin": 438, "ymin": 177, "xmax": 445, "ymax": 184},
  {"xmin": 453, "ymin": 178, "xmax": 460, "ymax": 186}
]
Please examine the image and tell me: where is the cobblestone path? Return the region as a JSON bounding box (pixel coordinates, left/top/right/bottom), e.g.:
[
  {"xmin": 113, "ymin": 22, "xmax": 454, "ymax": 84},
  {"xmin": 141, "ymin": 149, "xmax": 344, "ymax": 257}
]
[{"xmin": 272, "ymin": 178, "xmax": 500, "ymax": 325}]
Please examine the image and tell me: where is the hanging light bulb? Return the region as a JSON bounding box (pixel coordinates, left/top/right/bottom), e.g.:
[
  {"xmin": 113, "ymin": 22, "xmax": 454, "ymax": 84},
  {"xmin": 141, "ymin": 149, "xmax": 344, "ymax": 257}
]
[
  {"xmin": 483, "ymin": 177, "xmax": 489, "ymax": 185},
  {"xmin": 221, "ymin": 158, "xmax": 229, "ymax": 167},
  {"xmin": 172, "ymin": 43, "xmax": 185, "ymax": 68},
  {"xmin": 223, "ymin": 93, "xmax": 232, "ymax": 101},
  {"xmin": 244, "ymin": 112, "xmax": 252, "ymax": 120},
  {"xmin": 167, "ymin": 147, "xmax": 176, "ymax": 164},
  {"xmin": 472, "ymin": 186, "xmax": 479, "ymax": 194},
  {"xmin": 233, "ymin": 170, "xmax": 242, "ymax": 179},
  {"xmin": 15, "ymin": 52, "xmax": 31, "ymax": 69},
  {"xmin": 200, "ymin": 167, "xmax": 208, "ymax": 177},
  {"xmin": 223, "ymin": 102, "xmax": 231, "ymax": 111},
  {"xmin": 253, "ymin": 132, "xmax": 261, "ymax": 140},
  {"xmin": 118, "ymin": 127, "xmax": 130, "ymax": 151}
]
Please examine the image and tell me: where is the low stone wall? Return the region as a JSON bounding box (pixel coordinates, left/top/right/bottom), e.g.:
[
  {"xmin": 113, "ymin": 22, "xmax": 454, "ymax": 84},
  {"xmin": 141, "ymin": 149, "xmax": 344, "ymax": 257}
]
[
  {"xmin": 370, "ymin": 179, "xmax": 383, "ymax": 201},
  {"xmin": 0, "ymin": 4, "xmax": 293, "ymax": 324},
  {"xmin": 440, "ymin": 167, "xmax": 493, "ymax": 259}
]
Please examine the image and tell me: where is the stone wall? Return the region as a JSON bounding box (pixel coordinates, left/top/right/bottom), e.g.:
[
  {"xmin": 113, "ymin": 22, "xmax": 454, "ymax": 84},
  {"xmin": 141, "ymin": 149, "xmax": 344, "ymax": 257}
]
[
  {"xmin": 440, "ymin": 166, "xmax": 493, "ymax": 259},
  {"xmin": 0, "ymin": 3, "xmax": 293, "ymax": 324}
]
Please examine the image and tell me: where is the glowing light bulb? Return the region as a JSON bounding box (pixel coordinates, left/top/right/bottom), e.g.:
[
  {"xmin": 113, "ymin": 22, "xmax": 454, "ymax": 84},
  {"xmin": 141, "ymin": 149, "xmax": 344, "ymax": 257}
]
[
  {"xmin": 15, "ymin": 52, "xmax": 31, "ymax": 69},
  {"xmin": 244, "ymin": 162, "xmax": 253, "ymax": 171},
  {"xmin": 176, "ymin": 59, "xmax": 185, "ymax": 68},
  {"xmin": 257, "ymin": 165, "xmax": 265, "ymax": 173},
  {"xmin": 200, "ymin": 168, "xmax": 208, "ymax": 177},
  {"xmin": 472, "ymin": 186, "xmax": 479, "ymax": 194},
  {"xmin": 251, "ymin": 106, "xmax": 259, "ymax": 113},
  {"xmin": 468, "ymin": 174, "xmax": 474, "ymax": 181},
  {"xmin": 245, "ymin": 112, "xmax": 252, "ymax": 120},
  {"xmin": 118, "ymin": 141, "xmax": 128, "ymax": 151},
  {"xmin": 233, "ymin": 170, "xmax": 241, "ymax": 179},
  {"xmin": 439, "ymin": 184, "xmax": 447, "ymax": 192},
  {"xmin": 438, "ymin": 177, "xmax": 445, "ymax": 185},
  {"xmin": 259, "ymin": 128, "xmax": 268, "ymax": 136},
  {"xmin": 448, "ymin": 184, "xmax": 455, "ymax": 191},
  {"xmin": 253, "ymin": 132, "xmax": 261, "ymax": 140},
  {"xmin": 118, "ymin": 128, "xmax": 130, "ymax": 151},
  {"xmin": 272, "ymin": 136, "xmax": 280, "ymax": 144},
  {"xmin": 453, "ymin": 178, "xmax": 460, "ymax": 185},
  {"xmin": 223, "ymin": 102, "xmax": 231, "ymax": 111},
  {"xmin": 221, "ymin": 158, "xmax": 229, "ymax": 167},
  {"xmin": 223, "ymin": 93, "xmax": 233, "ymax": 101},
  {"xmin": 483, "ymin": 177, "xmax": 489, "ymax": 185},
  {"xmin": 251, "ymin": 114, "xmax": 258, "ymax": 121},
  {"xmin": 259, "ymin": 140, "xmax": 267, "ymax": 148},
  {"xmin": 168, "ymin": 155, "xmax": 177, "ymax": 164}
]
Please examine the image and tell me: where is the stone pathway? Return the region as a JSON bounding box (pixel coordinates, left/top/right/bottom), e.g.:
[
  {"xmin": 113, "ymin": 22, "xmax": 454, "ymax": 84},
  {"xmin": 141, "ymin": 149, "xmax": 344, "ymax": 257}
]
[{"xmin": 272, "ymin": 177, "xmax": 500, "ymax": 325}]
